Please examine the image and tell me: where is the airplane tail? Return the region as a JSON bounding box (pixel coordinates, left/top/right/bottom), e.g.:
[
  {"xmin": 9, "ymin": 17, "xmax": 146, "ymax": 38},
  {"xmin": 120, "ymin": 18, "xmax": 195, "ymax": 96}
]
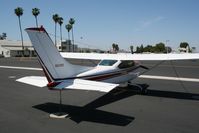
[
  {"xmin": 22, "ymin": 26, "xmax": 118, "ymax": 92},
  {"xmin": 25, "ymin": 26, "xmax": 77, "ymax": 83}
]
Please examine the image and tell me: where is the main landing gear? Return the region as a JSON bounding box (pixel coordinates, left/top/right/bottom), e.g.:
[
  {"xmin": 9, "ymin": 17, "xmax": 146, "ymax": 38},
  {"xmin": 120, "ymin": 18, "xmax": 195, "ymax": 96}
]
[{"xmin": 128, "ymin": 82, "xmax": 148, "ymax": 94}]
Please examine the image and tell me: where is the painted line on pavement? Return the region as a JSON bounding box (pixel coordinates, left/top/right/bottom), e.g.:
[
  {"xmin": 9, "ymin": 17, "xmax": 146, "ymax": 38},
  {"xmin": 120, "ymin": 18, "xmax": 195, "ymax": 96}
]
[
  {"xmin": 0, "ymin": 65, "xmax": 42, "ymax": 71},
  {"xmin": 139, "ymin": 75, "xmax": 199, "ymax": 82},
  {"xmin": 1, "ymin": 65, "xmax": 199, "ymax": 83},
  {"xmin": 144, "ymin": 64, "xmax": 199, "ymax": 69}
]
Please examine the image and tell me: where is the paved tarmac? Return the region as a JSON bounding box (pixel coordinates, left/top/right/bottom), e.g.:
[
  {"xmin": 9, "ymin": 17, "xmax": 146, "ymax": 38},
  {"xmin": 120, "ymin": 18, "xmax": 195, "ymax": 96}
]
[{"xmin": 0, "ymin": 57, "xmax": 199, "ymax": 133}]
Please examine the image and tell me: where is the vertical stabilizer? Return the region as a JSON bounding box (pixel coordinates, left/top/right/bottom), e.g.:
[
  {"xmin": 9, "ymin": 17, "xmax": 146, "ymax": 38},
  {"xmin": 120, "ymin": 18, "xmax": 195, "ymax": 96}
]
[{"xmin": 26, "ymin": 27, "xmax": 76, "ymax": 81}]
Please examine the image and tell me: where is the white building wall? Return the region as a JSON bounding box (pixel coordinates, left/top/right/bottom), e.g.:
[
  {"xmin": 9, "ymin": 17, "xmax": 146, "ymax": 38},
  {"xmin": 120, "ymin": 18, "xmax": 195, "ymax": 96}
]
[
  {"xmin": 0, "ymin": 40, "xmax": 33, "ymax": 57},
  {"xmin": 0, "ymin": 45, "xmax": 10, "ymax": 57}
]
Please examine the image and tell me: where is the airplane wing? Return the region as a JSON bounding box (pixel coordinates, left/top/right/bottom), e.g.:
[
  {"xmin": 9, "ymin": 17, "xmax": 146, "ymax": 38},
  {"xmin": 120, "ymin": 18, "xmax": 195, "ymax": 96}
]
[
  {"xmin": 16, "ymin": 76, "xmax": 118, "ymax": 93},
  {"xmin": 54, "ymin": 79, "xmax": 118, "ymax": 92},
  {"xmin": 61, "ymin": 52, "xmax": 199, "ymax": 61}
]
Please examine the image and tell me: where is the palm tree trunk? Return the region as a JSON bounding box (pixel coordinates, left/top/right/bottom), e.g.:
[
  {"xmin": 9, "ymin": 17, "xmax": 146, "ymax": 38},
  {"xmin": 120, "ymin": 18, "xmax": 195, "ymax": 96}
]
[
  {"xmin": 60, "ymin": 25, "xmax": 62, "ymax": 51},
  {"xmin": 55, "ymin": 23, "xmax": 57, "ymax": 47},
  {"xmin": 18, "ymin": 16, "xmax": 24, "ymax": 57},
  {"xmin": 68, "ymin": 31, "xmax": 70, "ymax": 41},
  {"xmin": 71, "ymin": 27, "xmax": 74, "ymax": 52},
  {"xmin": 68, "ymin": 31, "xmax": 70, "ymax": 52},
  {"xmin": 35, "ymin": 16, "xmax": 38, "ymax": 27}
]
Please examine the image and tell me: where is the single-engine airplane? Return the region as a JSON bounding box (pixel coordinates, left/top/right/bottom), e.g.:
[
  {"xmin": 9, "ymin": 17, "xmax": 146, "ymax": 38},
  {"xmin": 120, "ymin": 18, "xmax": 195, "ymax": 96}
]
[{"xmin": 17, "ymin": 26, "xmax": 199, "ymax": 95}]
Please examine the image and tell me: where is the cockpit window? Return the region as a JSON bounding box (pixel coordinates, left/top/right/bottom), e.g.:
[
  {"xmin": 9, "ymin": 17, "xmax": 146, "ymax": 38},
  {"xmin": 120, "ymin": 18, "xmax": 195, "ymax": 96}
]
[
  {"xmin": 118, "ymin": 60, "xmax": 135, "ymax": 69},
  {"xmin": 99, "ymin": 60, "xmax": 117, "ymax": 66}
]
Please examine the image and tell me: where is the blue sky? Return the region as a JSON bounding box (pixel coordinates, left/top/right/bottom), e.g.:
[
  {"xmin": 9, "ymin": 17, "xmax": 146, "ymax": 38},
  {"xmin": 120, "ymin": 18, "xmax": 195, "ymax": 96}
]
[{"xmin": 0, "ymin": 0, "xmax": 199, "ymax": 50}]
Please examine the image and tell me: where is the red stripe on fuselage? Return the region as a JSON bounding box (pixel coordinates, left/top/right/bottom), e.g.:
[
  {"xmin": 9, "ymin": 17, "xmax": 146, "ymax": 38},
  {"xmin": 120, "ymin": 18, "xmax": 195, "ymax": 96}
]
[
  {"xmin": 39, "ymin": 60, "xmax": 52, "ymax": 83},
  {"xmin": 87, "ymin": 72, "xmax": 121, "ymax": 81},
  {"xmin": 35, "ymin": 51, "xmax": 54, "ymax": 83},
  {"xmin": 85, "ymin": 66, "xmax": 139, "ymax": 81}
]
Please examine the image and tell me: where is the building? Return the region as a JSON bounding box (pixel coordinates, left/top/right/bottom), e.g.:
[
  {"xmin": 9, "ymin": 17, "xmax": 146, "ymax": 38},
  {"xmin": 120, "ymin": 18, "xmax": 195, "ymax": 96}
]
[
  {"xmin": 58, "ymin": 40, "xmax": 78, "ymax": 52},
  {"xmin": 0, "ymin": 39, "xmax": 79, "ymax": 57},
  {"xmin": 0, "ymin": 40, "xmax": 36, "ymax": 57},
  {"xmin": 178, "ymin": 46, "xmax": 190, "ymax": 53}
]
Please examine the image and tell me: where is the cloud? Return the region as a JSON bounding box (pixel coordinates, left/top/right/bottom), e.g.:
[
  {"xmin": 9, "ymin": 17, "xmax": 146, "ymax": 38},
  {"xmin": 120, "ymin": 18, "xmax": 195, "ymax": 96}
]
[{"xmin": 135, "ymin": 16, "xmax": 166, "ymax": 31}]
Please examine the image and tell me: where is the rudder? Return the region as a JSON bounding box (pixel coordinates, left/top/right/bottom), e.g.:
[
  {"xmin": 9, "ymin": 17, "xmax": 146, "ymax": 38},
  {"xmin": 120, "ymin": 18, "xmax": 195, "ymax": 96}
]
[{"xmin": 26, "ymin": 27, "xmax": 76, "ymax": 81}]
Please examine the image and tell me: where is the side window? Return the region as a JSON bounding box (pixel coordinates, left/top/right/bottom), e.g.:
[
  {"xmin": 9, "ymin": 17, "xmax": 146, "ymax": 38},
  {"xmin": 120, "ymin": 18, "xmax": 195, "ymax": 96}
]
[
  {"xmin": 99, "ymin": 60, "xmax": 117, "ymax": 66},
  {"xmin": 118, "ymin": 60, "xmax": 135, "ymax": 69}
]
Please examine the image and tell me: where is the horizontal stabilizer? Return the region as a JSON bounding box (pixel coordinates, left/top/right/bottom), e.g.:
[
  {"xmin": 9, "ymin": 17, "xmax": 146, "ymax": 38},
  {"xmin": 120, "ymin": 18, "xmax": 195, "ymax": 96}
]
[
  {"xmin": 16, "ymin": 76, "xmax": 118, "ymax": 92},
  {"xmin": 16, "ymin": 76, "xmax": 48, "ymax": 87},
  {"xmin": 55, "ymin": 79, "xmax": 119, "ymax": 92}
]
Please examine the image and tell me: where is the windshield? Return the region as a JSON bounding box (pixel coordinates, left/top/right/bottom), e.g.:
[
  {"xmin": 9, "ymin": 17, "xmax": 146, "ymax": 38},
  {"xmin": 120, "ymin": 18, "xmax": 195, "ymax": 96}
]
[{"xmin": 98, "ymin": 60, "xmax": 118, "ymax": 66}]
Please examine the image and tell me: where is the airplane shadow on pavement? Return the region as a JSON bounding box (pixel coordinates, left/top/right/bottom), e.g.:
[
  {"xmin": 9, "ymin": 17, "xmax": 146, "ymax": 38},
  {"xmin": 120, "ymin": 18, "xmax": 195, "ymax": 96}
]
[
  {"xmin": 33, "ymin": 102, "xmax": 135, "ymax": 126},
  {"xmin": 33, "ymin": 84, "xmax": 199, "ymax": 126},
  {"xmin": 32, "ymin": 86, "xmax": 139, "ymax": 126},
  {"xmin": 146, "ymin": 89, "xmax": 199, "ymax": 101}
]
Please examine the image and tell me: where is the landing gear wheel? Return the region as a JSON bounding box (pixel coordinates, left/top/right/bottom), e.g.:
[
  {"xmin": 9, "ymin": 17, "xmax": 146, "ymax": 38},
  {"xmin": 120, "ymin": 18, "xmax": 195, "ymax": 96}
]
[
  {"xmin": 128, "ymin": 82, "xmax": 148, "ymax": 95},
  {"xmin": 140, "ymin": 87, "xmax": 148, "ymax": 95}
]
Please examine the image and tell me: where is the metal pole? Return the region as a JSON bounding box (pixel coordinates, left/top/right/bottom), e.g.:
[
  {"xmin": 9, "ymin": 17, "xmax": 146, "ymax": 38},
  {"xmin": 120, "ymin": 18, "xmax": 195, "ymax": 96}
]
[{"xmin": 166, "ymin": 40, "xmax": 169, "ymax": 53}]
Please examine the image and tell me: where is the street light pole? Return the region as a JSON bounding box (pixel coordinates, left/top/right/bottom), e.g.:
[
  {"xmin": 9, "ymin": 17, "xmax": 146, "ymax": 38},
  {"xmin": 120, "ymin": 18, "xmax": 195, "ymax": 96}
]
[{"xmin": 166, "ymin": 40, "xmax": 170, "ymax": 53}]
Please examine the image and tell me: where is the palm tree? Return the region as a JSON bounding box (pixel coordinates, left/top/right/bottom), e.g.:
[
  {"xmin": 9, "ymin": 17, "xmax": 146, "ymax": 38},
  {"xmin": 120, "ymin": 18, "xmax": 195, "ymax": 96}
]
[
  {"xmin": 2, "ymin": 33, "xmax": 7, "ymax": 40},
  {"xmin": 32, "ymin": 8, "xmax": 40, "ymax": 27},
  {"xmin": 58, "ymin": 17, "xmax": 63, "ymax": 51},
  {"xmin": 112, "ymin": 43, "xmax": 116, "ymax": 53},
  {"xmin": 52, "ymin": 14, "xmax": 59, "ymax": 47},
  {"xmin": 65, "ymin": 24, "xmax": 72, "ymax": 40},
  {"xmin": 130, "ymin": 45, "xmax": 134, "ymax": 54},
  {"xmin": 14, "ymin": 7, "xmax": 24, "ymax": 56},
  {"xmin": 115, "ymin": 44, "xmax": 119, "ymax": 52},
  {"xmin": 65, "ymin": 24, "xmax": 72, "ymax": 52},
  {"xmin": 69, "ymin": 18, "xmax": 75, "ymax": 51}
]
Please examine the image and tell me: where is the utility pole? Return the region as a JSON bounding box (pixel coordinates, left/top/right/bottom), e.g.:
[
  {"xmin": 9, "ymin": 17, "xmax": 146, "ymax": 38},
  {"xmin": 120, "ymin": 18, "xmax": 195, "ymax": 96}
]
[{"xmin": 166, "ymin": 40, "xmax": 170, "ymax": 53}]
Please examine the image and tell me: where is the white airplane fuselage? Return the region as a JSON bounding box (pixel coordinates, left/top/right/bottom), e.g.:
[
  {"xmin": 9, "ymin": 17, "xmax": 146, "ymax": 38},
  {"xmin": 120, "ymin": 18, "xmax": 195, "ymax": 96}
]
[{"xmin": 75, "ymin": 60, "xmax": 141, "ymax": 84}]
